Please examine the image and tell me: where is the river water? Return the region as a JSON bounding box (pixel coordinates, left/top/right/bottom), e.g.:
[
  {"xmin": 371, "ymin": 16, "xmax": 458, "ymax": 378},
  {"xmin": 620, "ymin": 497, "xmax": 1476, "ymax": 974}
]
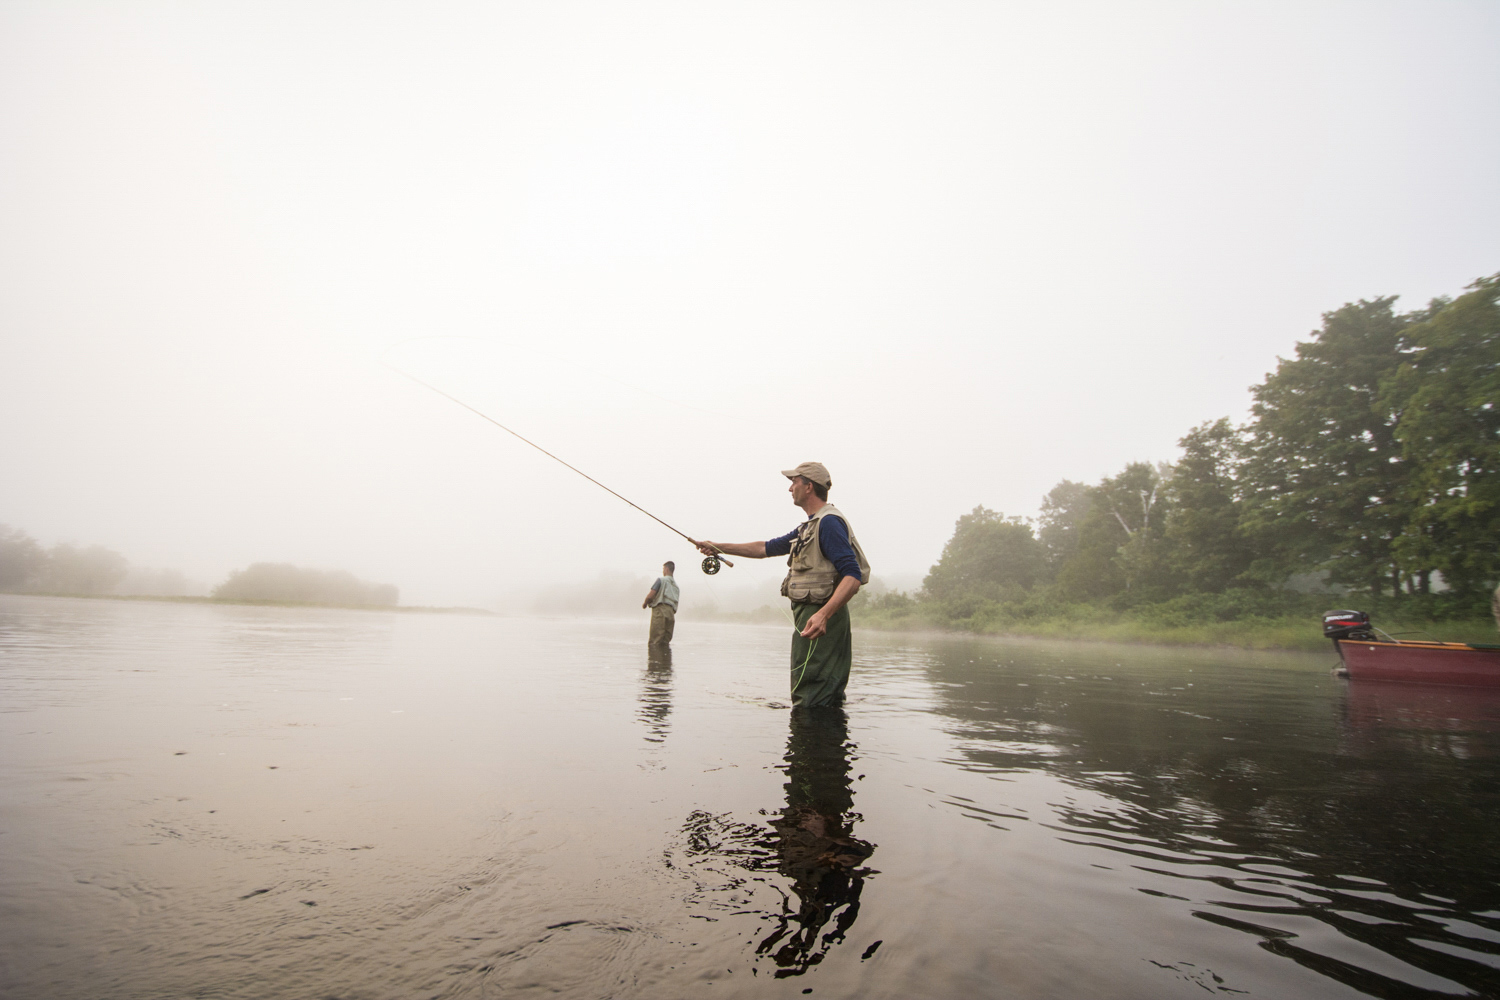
[{"xmin": 3, "ymin": 594, "xmax": 1500, "ymax": 999}]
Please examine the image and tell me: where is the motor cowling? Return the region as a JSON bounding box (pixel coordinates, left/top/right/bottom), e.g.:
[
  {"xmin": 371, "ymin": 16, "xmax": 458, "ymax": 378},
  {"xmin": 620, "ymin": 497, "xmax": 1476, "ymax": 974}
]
[{"xmin": 1323, "ymin": 609, "xmax": 1375, "ymax": 641}]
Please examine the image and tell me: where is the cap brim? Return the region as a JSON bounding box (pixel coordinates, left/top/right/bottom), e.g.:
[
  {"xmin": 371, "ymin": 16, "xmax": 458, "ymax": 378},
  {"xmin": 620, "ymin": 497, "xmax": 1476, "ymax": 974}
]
[{"xmin": 781, "ymin": 468, "xmax": 800, "ymax": 479}]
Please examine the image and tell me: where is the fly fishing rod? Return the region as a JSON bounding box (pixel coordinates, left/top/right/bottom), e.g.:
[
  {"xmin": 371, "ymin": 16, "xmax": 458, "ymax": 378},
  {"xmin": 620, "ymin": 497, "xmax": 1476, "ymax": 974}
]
[{"xmin": 389, "ymin": 366, "xmax": 734, "ymax": 575}]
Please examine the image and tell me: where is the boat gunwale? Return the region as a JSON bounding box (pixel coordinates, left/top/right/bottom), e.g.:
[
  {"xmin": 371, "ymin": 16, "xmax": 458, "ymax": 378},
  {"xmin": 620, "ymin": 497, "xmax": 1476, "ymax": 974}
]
[{"xmin": 1339, "ymin": 639, "xmax": 1494, "ymax": 653}]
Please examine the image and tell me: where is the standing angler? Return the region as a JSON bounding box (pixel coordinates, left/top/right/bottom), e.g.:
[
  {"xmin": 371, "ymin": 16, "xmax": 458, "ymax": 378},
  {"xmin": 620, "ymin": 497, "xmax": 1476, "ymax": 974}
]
[
  {"xmin": 695, "ymin": 463, "xmax": 870, "ymax": 707},
  {"xmin": 643, "ymin": 561, "xmax": 680, "ymax": 647}
]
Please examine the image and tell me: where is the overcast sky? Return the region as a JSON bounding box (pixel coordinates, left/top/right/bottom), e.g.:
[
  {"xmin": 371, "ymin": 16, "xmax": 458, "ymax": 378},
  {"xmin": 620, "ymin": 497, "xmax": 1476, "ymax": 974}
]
[{"xmin": 1, "ymin": 1, "xmax": 1496, "ymax": 606}]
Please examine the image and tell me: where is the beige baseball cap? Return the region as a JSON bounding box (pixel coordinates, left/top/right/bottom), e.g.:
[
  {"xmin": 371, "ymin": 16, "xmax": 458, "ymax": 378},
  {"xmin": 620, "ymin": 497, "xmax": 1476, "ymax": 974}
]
[{"xmin": 781, "ymin": 462, "xmax": 831, "ymax": 489}]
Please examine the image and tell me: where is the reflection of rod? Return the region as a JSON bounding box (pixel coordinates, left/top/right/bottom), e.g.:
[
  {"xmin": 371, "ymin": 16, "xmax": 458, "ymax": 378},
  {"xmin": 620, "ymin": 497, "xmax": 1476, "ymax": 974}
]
[{"xmin": 389, "ymin": 366, "xmax": 733, "ymax": 566}]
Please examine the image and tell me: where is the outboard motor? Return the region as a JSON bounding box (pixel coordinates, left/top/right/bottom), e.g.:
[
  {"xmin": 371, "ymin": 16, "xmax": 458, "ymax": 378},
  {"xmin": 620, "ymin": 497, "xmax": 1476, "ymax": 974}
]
[{"xmin": 1323, "ymin": 609, "xmax": 1375, "ymax": 642}]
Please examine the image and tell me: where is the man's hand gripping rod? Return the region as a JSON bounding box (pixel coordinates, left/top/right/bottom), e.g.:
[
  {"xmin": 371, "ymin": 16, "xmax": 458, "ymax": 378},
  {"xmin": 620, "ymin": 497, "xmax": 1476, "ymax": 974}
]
[{"xmin": 695, "ymin": 543, "xmax": 734, "ymax": 576}]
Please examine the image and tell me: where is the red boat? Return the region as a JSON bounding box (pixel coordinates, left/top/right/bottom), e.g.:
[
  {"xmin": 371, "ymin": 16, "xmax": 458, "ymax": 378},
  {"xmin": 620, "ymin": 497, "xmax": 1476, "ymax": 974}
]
[{"xmin": 1324, "ymin": 610, "xmax": 1500, "ymax": 687}]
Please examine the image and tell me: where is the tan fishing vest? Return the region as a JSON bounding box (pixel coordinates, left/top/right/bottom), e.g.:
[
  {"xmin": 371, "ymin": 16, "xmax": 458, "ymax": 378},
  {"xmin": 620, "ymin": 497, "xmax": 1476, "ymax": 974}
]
[
  {"xmin": 649, "ymin": 574, "xmax": 679, "ymax": 611},
  {"xmin": 780, "ymin": 504, "xmax": 871, "ymax": 604}
]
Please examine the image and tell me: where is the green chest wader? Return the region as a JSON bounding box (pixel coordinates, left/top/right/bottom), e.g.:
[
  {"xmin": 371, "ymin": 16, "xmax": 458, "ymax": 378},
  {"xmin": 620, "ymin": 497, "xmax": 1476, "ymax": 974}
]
[{"xmin": 789, "ymin": 602, "xmax": 852, "ymax": 708}]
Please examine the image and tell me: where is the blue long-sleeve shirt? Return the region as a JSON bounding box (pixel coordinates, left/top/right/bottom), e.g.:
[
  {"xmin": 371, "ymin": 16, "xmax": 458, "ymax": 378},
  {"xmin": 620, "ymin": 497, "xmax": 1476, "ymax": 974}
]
[{"xmin": 766, "ymin": 513, "xmax": 861, "ymax": 583}]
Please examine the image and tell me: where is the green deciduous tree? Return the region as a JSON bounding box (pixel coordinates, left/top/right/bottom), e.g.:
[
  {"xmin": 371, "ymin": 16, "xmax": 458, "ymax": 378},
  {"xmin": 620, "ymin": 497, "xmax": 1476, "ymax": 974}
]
[
  {"xmin": 1054, "ymin": 462, "xmax": 1174, "ymax": 599},
  {"xmin": 1385, "ymin": 275, "xmax": 1500, "ymax": 596},
  {"xmin": 34, "ymin": 543, "xmax": 130, "ymax": 595},
  {"xmin": 1037, "ymin": 480, "xmax": 1092, "ymax": 579},
  {"xmin": 1164, "ymin": 419, "xmax": 1255, "ymax": 592},
  {"xmin": 1239, "ymin": 296, "xmax": 1423, "ymax": 596},
  {"xmin": 923, "ymin": 506, "xmax": 1044, "ymax": 601},
  {"xmin": 0, "ymin": 525, "xmax": 46, "ymax": 591},
  {"xmin": 1054, "ymin": 502, "xmax": 1126, "ymax": 600}
]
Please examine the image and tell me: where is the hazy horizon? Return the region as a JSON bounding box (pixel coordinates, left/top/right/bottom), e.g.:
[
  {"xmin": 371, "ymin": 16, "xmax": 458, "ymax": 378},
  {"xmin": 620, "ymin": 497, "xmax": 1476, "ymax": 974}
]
[{"xmin": 3, "ymin": 2, "xmax": 1497, "ymax": 607}]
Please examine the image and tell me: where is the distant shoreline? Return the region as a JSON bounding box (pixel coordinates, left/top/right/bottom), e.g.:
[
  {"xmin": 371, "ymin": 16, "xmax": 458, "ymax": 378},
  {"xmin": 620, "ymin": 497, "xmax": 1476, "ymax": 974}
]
[
  {"xmin": 8, "ymin": 591, "xmax": 1493, "ymax": 657},
  {"xmin": 0, "ymin": 592, "xmax": 496, "ymax": 616}
]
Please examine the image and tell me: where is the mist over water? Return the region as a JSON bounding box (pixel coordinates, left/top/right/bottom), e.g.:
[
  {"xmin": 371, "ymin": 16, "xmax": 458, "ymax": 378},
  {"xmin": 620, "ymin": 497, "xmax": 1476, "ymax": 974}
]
[{"xmin": 5, "ymin": 594, "xmax": 1500, "ymax": 999}]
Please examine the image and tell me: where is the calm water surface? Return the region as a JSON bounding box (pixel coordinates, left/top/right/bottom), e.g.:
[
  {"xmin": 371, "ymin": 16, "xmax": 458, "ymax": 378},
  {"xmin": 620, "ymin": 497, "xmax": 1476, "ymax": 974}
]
[{"xmin": 3, "ymin": 594, "xmax": 1500, "ymax": 999}]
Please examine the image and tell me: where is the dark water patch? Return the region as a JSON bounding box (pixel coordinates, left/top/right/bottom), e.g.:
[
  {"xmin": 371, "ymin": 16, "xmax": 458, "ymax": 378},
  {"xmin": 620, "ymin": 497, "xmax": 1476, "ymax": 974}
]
[{"xmin": 901, "ymin": 634, "xmax": 1500, "ymax": 997}]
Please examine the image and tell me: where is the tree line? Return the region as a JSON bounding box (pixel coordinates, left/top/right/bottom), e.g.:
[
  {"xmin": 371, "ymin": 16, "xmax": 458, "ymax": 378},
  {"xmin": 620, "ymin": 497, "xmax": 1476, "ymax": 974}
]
[
  {"xmin": 0, "ymin": 526, "xmax": 145, "ymax": 595},
  {"xmin": 0, "ymin": 525, "xmax": 397, "ymax": 606},
  {"xmin": 900, "ymin": 274, "xmax": 1498, "ymax": 622},
  {"xmin": 212, "ymin": 563, "xmax": 398, "ymax": 606}
]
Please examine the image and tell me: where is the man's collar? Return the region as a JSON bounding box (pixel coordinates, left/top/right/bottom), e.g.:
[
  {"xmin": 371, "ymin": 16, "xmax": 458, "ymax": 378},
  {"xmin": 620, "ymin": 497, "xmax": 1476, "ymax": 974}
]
[{"xmin": 801, "ymin": 498, "xmax": 828, "ymax": 518}]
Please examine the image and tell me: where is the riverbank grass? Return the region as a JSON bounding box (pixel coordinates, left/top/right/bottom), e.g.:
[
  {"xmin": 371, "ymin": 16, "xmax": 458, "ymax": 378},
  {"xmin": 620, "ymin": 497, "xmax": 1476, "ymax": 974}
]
[{"xmin": 852, "ymin": 589, "xmax": 1498, "ymax": 652}]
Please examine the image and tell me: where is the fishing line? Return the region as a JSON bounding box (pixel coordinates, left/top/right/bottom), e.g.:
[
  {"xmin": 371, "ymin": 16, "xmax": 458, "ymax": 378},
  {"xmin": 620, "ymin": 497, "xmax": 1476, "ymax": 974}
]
[
  {"xmin": 388, "ymin": 365, "xmax": 734, "ymax": 574},
  {"xmin": 794, "ymin": 636, "xmax": 819, "ymax": 690},
  {"xmin": 381, "ymin": 335, "xmax": 734, "ymax": 421}
]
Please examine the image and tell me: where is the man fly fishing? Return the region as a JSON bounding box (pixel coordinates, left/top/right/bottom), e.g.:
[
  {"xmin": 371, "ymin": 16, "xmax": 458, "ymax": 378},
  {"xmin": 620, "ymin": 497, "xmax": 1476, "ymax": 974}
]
[
  {"xmin": 694, "ymin": 463, "xmax": 870, "ymax": 708},
  {"xmin": 642, "ymin": 561, "xmax": 679, "ymax": 647}
]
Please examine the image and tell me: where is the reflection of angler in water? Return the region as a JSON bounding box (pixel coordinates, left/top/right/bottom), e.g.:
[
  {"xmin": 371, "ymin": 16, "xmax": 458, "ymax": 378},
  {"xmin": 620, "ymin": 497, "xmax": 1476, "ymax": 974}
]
[
  {"xmin": 757, "ymin": 706, "xmax": 877, "ymax": 976},
  {"xmin": 638, "ymin": 646, "xmax": 674, "ymax": 744}
]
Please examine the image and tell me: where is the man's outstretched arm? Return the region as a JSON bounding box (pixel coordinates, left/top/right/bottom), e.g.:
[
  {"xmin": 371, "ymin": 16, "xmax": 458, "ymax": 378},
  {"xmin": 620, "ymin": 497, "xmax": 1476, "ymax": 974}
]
[{"xmin": 693, "ymin": 540, "xmax": 768, "ymax": 559}]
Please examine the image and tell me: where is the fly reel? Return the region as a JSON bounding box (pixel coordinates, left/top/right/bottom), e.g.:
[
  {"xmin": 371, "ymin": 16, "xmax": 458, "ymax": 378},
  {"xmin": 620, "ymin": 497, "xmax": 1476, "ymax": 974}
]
[{"xmin": 701, "ymin": 555, "xmax": 722, "ymax": 575}]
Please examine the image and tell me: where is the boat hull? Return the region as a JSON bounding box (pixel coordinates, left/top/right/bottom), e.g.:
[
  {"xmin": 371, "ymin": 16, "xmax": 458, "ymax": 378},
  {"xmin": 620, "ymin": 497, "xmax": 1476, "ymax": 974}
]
[{"xmin": 1336, "ymin": 639, "xmax": 1500, "ymax": 687}]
